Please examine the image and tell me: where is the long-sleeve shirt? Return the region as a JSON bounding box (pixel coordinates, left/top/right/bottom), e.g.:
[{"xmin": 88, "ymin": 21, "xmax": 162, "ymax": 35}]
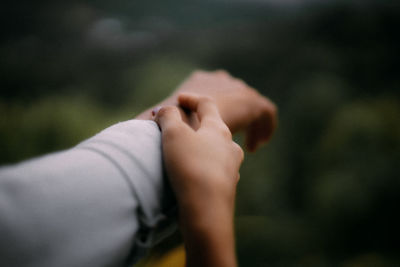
[{"xmin": 0, "ymin": 119, "xmax": 176, "ymax": 267}]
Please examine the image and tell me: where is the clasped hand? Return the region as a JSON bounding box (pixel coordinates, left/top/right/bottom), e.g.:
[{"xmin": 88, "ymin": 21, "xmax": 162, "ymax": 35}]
[{"xmin": 148, "ymin": 70, "xmax": 277, "ymax": 267}]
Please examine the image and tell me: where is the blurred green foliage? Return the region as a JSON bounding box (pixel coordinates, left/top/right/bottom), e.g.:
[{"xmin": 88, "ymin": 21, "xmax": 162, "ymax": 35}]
[{"xmin": 1, "ymin": 0, "xmax": 399, "ymax": 265}]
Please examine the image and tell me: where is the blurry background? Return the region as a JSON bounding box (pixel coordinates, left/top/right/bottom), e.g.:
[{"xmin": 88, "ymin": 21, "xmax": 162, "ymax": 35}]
[{"xmin": 1, "ymin": 0, "xmax": 399, "ymax": 265}]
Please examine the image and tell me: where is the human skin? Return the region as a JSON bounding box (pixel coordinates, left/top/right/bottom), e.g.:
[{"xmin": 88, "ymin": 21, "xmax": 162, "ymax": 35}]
[
  {"xmin": 137, "ymin": 70, "xmax": 277, "ymax": 266},
  {"xmin": 154, "ymin": 94, "xmax": 243, "ymax": 267},
  {"xmin": 136, "ymin": 70, "xmax": 277, "ymax": 151}
]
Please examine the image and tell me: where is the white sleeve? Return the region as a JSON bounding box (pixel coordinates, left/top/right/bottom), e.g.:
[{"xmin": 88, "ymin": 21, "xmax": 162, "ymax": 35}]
[{"xmin": 0, "ymin": 119, "xmax": 176, "ymax": 267}]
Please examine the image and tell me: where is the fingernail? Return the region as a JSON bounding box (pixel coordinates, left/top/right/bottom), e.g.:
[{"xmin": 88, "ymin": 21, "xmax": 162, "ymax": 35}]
[{"xmin": 152, "ymin": 106, "xmax": 162, "ymax": 117}]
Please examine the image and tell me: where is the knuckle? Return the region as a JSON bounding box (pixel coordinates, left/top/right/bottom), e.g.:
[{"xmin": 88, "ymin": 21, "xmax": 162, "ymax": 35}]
[
  {"xmin": 247, "ymin": 87, "xmax": 260, "ymax": 97},
  {"xmin": 214, "ymin": 69, "xmax": 230, "ymax": 77},
  {"xmin": 233, "ymin": 142, "xmax": 244, "ymax": 162},
  {"xmin": 233, "ymin": 78, "xmax": 246, "ymax": 87},
  {"xmin": 261, "ymin": 98, "xmax": 277, "ymax": 113},
  {"xmin": 261, "ymin": 99, "xmax": 278, "ymax": 124},
  {"xmin": 207, "ymin": 118, "xmax": 222, "ymax": 127},
  {"xmin": 157, "ymin": 106, "xmax": 178, "ymax": 117},
  {"xmin": 270, "ymin": 102, "xmax": 278, "ymax": 116},
  {"xmin": 199, "ymin": 95, "xmax": 216, "ymax": 106},
  {"xmin": 220, "ymin": 125, "xmax": 232, "ymax": 139}
]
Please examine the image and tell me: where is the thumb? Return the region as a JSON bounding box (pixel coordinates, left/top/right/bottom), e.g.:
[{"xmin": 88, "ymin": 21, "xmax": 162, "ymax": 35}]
[{"xmin": 153, "ymin": 106, "xmax": 185, "ymax": 134}]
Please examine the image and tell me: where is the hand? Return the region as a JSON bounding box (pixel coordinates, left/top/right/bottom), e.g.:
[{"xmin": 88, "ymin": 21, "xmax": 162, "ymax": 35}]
[
  {"xmin": 174, "ymin": 70, "xmax": 277, "ymax": 151},
  {"xmin": 154, "ymin": 93, "xmax": 243, "ymax": 267},
  {"xmin": 137, "ymin": 70, "xmax": 277, "ymax": 152}
]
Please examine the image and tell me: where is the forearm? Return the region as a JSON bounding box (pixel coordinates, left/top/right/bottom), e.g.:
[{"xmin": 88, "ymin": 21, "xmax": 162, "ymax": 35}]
[
  {"xmin": 0, "ymin": 120, "xmax": 174, "ymax": 267},
  {"xmin": 179, "ymin": 199, "xmax": 237, "ymax": 267},
  {"xmin": 139, "ymin": 103, "xmax": 239, "ymax": 267},
  {"xmin": 152, "ymin": 95, "xmax": 243, "ymax": 267}
]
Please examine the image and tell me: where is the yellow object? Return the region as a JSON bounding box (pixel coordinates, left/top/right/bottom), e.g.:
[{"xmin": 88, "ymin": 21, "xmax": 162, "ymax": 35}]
[{"xmin": 145, "ymin": 245, "xmax": 186, "ymax": 267}]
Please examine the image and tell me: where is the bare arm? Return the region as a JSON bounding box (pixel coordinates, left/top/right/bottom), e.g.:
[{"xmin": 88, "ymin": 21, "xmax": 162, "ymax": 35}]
[
  {"xmin": 154, "ymin": 94, "xmax": 244, "ymax": 267},
  {"xmin": 0, "ymin": 70, "xmax": 276, "ymax": 267},
  {"xmin": 137, "ymin": 70, "xmax": 277, "ymax": 151}
]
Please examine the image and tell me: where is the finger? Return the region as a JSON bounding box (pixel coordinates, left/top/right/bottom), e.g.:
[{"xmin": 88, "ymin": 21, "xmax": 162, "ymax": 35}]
[
  {"xmin": 245, "ymin": 100, "xmax": 278, "ymax": 152},
  {"xmin": 232, "ymin": 141, "xmax": 244, "ymax": 165},
  {"xmin": 153, "ymin": 106, "xmax": 187, "ymax": 135},
  {"xmin": 178, "ymin": 93, "xmax": 224, "ymax": 127},
  {"xmin": 245, "ymin": 109, "xmax": 278, "ymax": 152},
  {"xmin": 245, "ymin": 120, "xmax": 260, "ymax": 152}
]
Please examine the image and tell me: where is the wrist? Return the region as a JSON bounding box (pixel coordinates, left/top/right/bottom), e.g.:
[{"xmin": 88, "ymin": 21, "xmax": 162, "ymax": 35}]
[
  {"xmin": 179, "ymin": 197, "xmax": 234, "ymax": 229},
  {"xmin": 178, "ymin": 200, "xmax": 237, "ymax": 267}
]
